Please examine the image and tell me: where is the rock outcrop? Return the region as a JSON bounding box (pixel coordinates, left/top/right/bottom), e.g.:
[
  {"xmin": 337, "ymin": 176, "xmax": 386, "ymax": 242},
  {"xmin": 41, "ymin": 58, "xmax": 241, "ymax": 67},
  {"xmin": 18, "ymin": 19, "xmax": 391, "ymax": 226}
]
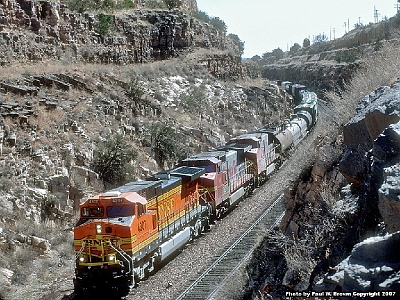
[
  {"xmin": 316, "ymin": 232, "xmax": 400, "ymax": 293},
  {"xmin": 339, "ymin": 83, "xmax": 400, "ymax": 186},
  {"xmin": 246, "ymin": 80, "xmax": 400, "ymax": 299},
  {"xmin": 262, "ymin": 60, "xmax": 358, "ymax": 91},
  {"xmin": 0, "ymin": 0, "xmax": 241, "ymax": 71},
  {"xmin": 314, "ymin": 83, "xmax": 400, "ymax": 294}
]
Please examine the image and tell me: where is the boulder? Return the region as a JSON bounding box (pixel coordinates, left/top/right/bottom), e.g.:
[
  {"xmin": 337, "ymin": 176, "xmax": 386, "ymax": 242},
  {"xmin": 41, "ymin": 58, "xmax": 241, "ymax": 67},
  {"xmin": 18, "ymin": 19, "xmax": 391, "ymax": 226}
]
[
  {"xmin": 343, "ymin": 232, "xmax": 400, "ymax": 291},
  {"xmin": 0, "ymin": 267, "xmax": 13, "ymax": 295},
  {"xmin": 371, "ymin": 121, "xmax": 400, "ymax": 233},
  {"xmin": 316, "ymin": 232, "xmax": 400, "ymax": 292},
  {"xmin": 339, "ymin": 82, "xmax": 400, "ymax": 186},
  {"xmin": 378, "ymin": 157, "xmax": 400, "ymax": 233}
]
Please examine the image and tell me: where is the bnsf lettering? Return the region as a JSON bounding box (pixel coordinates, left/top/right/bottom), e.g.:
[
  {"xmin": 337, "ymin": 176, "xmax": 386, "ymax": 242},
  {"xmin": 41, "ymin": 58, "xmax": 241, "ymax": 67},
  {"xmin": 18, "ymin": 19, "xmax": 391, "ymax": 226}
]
[
  {"xmin": 158, "ymin": 198, "xmax": 174, "ymax": 219},
  {"xmin": 138, "ymin": 220, "xmax": 146, "ymax": 232},
  {"xmin": 84, "ymin": 238, "xmax": 119, "ymax": 247}
]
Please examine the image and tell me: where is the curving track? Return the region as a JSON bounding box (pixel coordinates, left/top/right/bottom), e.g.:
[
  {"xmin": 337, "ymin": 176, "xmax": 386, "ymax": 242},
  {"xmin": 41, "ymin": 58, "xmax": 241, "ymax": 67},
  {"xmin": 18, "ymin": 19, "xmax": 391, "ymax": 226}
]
[{"xmin": 175, "ymin": 195, "xmax": 286, "ymax": 300}]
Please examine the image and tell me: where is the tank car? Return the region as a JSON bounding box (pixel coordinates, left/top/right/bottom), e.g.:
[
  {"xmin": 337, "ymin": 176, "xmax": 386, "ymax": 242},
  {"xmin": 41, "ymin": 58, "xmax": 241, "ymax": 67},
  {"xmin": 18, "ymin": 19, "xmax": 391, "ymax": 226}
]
[
  {"xmin": 294, "ymin": 91, "xmax": 318, "ymax": 128},
  {"xmin": 73, "ymin": 166, "xmax": 209, "ymax": 296}
]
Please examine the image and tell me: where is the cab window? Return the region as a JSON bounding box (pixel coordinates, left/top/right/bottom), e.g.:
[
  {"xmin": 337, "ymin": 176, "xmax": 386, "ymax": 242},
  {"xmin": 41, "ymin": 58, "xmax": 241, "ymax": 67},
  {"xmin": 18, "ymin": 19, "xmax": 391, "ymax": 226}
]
[
  {"xmin": 82, "ymin": 206, "xmax": 104, "ymax": 218},
  {"xmin": 107, "ymin": 205, "xmax": 134, "ymax": 218},
  {"xmin": 136, "ymin": 203, "xmax": 146, "ymax": 217}
]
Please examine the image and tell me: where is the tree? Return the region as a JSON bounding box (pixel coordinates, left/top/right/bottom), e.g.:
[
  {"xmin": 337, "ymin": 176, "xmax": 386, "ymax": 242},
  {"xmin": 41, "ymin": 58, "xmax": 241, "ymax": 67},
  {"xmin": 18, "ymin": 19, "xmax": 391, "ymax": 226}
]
[
  {"xmin": 94, "ymin": 14, "xmax": 114, "ymax": 36},
  {"xmin": 92, "ymin": 134, "xmax": 137, "ymax": 186},
  {"xmin": 210, "ymin": 16, "xmax": 227, "ymax": 34},
  {"xmin": 303, "ymin": 38, "xmax": 310, "ymax": 48},
  {"xmin": 149, "ymin": 122, "xmax": 180, "ymax": 168},
  {"xmin": 289, "ymin": 43, "xmax": 301, "ymax": 55},
  {"xmin": 271, "ymin": 47, "xmax": 284, "ymax": 60},
  {"xmin": 163, "ymin": 0, "xmax": 182, "ymax": 10},
  {"xmin": 228, "ymin": 33, "xmax": 245, "ymax": 57}
]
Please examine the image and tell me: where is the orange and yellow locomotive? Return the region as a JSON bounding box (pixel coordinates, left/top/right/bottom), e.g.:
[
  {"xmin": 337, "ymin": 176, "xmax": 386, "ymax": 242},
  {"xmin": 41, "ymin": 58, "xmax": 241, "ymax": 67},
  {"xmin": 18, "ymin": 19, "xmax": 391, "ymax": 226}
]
[{"xmin": 73, "ymin": 166, "xmax": 209, "ymax": 295}]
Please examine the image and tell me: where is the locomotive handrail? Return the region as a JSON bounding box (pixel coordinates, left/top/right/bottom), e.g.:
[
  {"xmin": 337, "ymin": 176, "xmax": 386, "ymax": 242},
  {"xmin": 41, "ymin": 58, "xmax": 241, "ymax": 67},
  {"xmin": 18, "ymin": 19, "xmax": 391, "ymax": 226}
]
[
  {"xmin": 108, "ymin": 241, "xmax": 133, "ymax": 274},
  {"xmin": 74, "ymin": 241, "xmax": 86, "ymax": 259}
]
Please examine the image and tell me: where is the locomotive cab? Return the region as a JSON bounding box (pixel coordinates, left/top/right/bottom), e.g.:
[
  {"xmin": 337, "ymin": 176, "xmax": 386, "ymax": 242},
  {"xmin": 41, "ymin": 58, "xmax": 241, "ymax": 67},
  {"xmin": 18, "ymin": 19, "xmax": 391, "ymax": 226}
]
[{"xmin": 74, "ymin": 191, "xmax": 158, "ymax": 295}]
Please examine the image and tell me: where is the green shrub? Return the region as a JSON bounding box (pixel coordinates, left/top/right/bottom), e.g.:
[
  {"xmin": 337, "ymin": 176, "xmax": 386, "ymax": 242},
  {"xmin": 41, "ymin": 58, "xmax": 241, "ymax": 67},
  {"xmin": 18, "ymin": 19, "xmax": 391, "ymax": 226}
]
[
  {"xmin": 92, "ymin": 134, "xmax": 137, "ymax": 186},
  {"xmin": 126, "ymin": 78, "xmax": 144, "ymax": 101},
  {"xmin": 192, "ymin": 10, "xmax": 227, "ymax": 34},
  {"xmin": 101, "ymin": 0, "xmax": 115, "ymax": 12},
  {"xmin": 148, "ymin": 122, "xmax": 181, "ymax": 168},
  {"xmin": 179, "ymin": 87, "xmax": 206, "ymax": 114},
  {"xmin": 95, "ymin": 13, "xmax": 114, "ymax": 36},
  {"xmin": 335, "ymin": 50, "xmax": 359, "ymax": 63},
  {"xmin": 116, "ymin": 0, "xmax": 136, "ymax": 9}
]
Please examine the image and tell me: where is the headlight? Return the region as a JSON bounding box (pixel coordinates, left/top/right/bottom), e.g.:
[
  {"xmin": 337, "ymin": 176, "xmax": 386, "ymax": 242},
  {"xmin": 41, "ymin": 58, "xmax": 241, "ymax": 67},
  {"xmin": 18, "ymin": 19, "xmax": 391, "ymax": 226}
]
[
  {"xmin": 96, "ymin": 224, "xmax": 102, "ymax": 234},
  {"xmin": 78, "ymin": 255, "xmax": 85, "ymax": 263},
  {"xmin": 109, "ymin": 254, "xmax": 115, "ymax": 261}
]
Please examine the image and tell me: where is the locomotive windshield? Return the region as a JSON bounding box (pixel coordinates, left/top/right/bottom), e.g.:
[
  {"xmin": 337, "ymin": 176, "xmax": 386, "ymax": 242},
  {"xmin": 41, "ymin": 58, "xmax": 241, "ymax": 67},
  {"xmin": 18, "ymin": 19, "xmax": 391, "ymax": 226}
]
[
  {"xmin": 107, "ymin": 205, "xmax": 135, "ymax": 218},
  {"xmin": 81, "ymin": 206, "xmax": 104, "ymax": 218}
]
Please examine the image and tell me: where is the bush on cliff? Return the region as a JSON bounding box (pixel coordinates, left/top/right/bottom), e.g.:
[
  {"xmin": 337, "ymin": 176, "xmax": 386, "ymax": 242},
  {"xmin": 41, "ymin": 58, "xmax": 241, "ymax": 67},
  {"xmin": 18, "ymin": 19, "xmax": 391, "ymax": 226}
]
[{"xmin": 92, "ymin": 134, "xmax": 137, "ymax": 187}]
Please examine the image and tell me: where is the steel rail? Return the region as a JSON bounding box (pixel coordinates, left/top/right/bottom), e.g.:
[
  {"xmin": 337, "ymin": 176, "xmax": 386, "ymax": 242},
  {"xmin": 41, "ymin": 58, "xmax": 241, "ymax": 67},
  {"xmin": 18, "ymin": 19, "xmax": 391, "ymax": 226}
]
[{"xmin": 175, "ymin": 193, "xmax": 285, "ymax": 300}]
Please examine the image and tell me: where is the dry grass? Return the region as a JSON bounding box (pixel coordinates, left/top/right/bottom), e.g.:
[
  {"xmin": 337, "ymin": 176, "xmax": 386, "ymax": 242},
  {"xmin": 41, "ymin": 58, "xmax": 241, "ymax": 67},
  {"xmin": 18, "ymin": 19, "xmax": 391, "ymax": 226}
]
[{"xmin": 325, "ymin": 43, "xmax": 400, "ymax": 124}]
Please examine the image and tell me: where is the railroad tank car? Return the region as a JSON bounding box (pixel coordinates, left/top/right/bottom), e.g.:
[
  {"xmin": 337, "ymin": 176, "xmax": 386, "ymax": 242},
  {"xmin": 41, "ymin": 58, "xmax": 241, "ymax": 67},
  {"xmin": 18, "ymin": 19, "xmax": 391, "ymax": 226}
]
[
  {"xmin": 73, "ymin": 81, "xmax": 318, "ymax": 296},
  {"xmin": 284, "ymin": 116, "xmax": 308, "ymax": 147},
  {"xmin": 73, "ymin": 166, "xmax": 209, "ymax": 295},
  {"xmin": 295, "ymin": 91, "xmax": 318, "ymax": 128}
]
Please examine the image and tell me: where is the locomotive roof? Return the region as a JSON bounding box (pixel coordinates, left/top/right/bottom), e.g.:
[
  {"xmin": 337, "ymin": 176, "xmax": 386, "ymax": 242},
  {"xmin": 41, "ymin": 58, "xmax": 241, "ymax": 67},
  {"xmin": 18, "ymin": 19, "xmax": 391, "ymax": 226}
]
[
  {"xmin": 170, "ymin": 166, "xmax": 205, "ymax": 180},
  {"xmin": 183, "ymin": 156, "xmax": 220, "ymax": 165},
  {"xmin": 218, "ymin": 143, "xmax": 252, "ymax": 153},
  {"xmin": 184, "ymin": 149, "xmax": 235, "ymax": 161},
  {"xmin": 231, "ymin": 134, "xmax": 260, "ymax": 141},
  {"xmin": 109, "ymin": 180, "xmax": 162, "ymax": 193}
]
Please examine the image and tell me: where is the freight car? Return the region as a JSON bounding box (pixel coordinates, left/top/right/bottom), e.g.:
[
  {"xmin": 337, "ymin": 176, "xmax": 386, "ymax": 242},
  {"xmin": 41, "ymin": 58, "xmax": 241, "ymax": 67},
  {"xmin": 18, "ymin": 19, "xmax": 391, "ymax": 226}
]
[{"xmin": 73, "ymin": 82, "xmax": 318, "ymax": 296}]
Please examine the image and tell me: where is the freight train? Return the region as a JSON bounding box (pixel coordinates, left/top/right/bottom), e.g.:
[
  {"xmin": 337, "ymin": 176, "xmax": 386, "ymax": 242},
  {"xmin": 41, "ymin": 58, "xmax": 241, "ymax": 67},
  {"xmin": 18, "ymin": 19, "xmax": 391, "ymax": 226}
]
[{"xmin": 73, "ymin": 81, "xmax": 318, "ymax": 297}]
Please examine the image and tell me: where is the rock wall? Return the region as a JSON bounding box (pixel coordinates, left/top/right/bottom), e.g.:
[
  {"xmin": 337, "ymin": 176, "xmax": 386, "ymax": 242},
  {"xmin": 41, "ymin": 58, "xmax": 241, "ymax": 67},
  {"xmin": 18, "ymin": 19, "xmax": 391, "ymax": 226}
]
[
  {"xmin": 262, "ymin": 13, "xmax": 400, "ymax": 91},
  {"xmin": 246, "ymin": 81, "xmax": 400, "ymax": 299},
  {"xmin": 262, "ymin": 60, "xmax": 358, "ymax": 91},
  {"xmin": 314, "ymin": 81, "xmax": 400, "ymax": 293},
  {"xmin": 0, "ymin": 0, "xmax": 239, "ymax": 66}
]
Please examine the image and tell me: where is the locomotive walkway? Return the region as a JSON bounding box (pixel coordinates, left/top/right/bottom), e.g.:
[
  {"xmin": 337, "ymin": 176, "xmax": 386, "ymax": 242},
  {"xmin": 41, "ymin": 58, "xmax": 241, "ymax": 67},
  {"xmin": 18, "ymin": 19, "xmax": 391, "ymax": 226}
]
[{"xmin": 175, "ymin": 194, "xmax": 286, "ymax": 300}]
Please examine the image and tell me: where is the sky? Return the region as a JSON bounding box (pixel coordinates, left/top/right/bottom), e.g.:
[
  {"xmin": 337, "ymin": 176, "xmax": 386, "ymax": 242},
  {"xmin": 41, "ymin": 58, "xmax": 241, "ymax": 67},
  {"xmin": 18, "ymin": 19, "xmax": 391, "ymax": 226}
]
[{"xmin": 196, "ymin": 0, "xmax": 398, "ymax": 58}]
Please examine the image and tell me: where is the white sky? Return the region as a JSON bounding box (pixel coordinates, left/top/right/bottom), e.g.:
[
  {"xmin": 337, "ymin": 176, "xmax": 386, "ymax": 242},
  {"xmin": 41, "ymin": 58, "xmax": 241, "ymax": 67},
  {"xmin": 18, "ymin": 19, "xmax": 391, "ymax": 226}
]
[{"xmin": 196, "ymin": 0, "xmax": 398, "ymax": 58}]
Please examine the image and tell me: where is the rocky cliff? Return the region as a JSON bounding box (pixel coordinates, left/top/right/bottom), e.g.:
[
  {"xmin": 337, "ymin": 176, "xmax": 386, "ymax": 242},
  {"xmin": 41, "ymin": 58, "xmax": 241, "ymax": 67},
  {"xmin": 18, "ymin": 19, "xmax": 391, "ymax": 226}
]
[
  {"xmin": 245, "ymin": 81, "xmax": 400, "ymax": 299},
  {"xmin": 261, "ymin": 14, "xmax": 400, "ymax": 91},
  {"xmin": 314, "ymin": 82, "xmax": 400, "ymax": 293},
  {"xmin": 0, "ymin": 0, "xmax": 241, "ymax": 77}
]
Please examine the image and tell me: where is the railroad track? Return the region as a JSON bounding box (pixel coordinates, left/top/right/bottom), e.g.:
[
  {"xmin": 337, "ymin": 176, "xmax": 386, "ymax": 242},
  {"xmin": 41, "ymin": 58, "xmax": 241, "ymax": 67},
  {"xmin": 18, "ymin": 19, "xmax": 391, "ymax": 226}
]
[{"xmin": 175, "ymin": 193, "xmax": 286, "ymax": 300}]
